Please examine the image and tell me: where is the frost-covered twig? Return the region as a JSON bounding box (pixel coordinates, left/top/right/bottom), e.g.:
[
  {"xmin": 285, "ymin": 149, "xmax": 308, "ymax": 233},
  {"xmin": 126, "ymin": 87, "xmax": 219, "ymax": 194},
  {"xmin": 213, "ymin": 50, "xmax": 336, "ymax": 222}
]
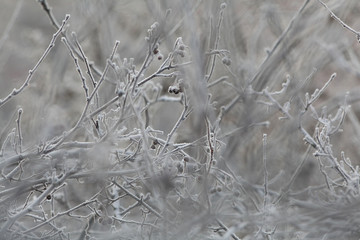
[
  {"xmin": 158, "ymin": 91, "xmax": 189, "ymax": 157},
  {"xmin": 61, "ymin": 37, "xmax": 89, "ymax": 98},
  {"xmin": 43, "ymin": 40, "xmax": 120, "ymax": 153},
  {"xmin": 0, "ymin": 15, "xmax": 70, "ymax": 108},
  {"xmin": 317, "ymin": 0, "xmax": 360, "ymax": 41}
]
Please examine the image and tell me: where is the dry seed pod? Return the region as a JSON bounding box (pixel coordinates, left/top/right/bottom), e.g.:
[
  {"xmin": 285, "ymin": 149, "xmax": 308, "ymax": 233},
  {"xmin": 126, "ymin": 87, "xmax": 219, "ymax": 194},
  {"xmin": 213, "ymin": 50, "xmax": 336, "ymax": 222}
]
[
  {"xmin": 168, "ymin": 85, "xmax": 181, "ymax": 94},
  {"xmin": 222, "ymin": 56, "xmax": 231, "ymax": 66}
]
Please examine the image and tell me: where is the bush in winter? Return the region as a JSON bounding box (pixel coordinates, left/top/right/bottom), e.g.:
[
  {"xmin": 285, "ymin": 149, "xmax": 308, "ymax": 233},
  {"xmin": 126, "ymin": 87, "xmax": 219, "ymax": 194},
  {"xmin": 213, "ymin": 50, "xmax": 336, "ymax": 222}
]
[{"xmin": 1, "ymin": 0, "xmax": 360, "ymax": 239}]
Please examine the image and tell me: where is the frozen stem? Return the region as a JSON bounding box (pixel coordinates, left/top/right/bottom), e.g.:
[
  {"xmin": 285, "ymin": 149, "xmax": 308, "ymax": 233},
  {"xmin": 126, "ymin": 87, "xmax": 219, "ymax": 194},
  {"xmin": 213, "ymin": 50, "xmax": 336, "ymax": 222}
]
[
  {"xmin": 0, "ymin": 14, "xmax": 70, "ymax": 108},
  {"xmin": 16, "ymin": 108, "xmax": 23, "ymax": 154},
  {"xmin": 158, "ymin": 92, "xmax": 189, "ymax": 157}
]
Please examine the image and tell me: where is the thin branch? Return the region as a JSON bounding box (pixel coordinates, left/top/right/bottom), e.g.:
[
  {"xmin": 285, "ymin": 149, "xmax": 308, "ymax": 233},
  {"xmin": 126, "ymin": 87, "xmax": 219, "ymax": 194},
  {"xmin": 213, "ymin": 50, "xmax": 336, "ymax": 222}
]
[
  {"xmin": 273, "ymin": 144, "xmax": 312, "ymax": 205},
  {"xmin": 208, "ymin": 76, "xmax": 228, "ymax": 88},
  {"xmin": 16, "ymin": 108, "xmax": 23, "ymax": 154},
  {"xmin": 262, "ymin": 133, "xmax": 268, "ymax": 209},
  {"xmin": 43, "ymin": 40, "xmax": 120, "ymax": 153},
  {"xmin": 23, "ymin": 194, "xmax": 99, "ymax": 234},
  {"xmin": 137, "ymin": 53, "xmax": 173, "ymax": 87},
  {"xmin": 216, "ymin": 219, "xmax": 241, "ymax": 240},
  {"xmin": 113, "ymin": 181, "xmax": 162, "ymax": 219},
  {"xmin": 0, "ymin": 169, "xmax": 75, "ymax": 234},
  {"xmin": 205, "ymin": 3, "xmax": 226, "ymax": 82},
  {"xmin": 206, "ymin": 118, "xmax": 215, "ymax": 173},
  {"xmin": 38, "ymin": 0, "xmax": 106, "ymax": 79},
  {"xmin": 0, "ymin": 14, "xmax": 70, "ymax": 108},
  {"xmin": 61, "ymin": 37, "xmax": 89, "ymax": 98},
  {"xmin": 158, "ymin": 92, "xmax": 189, "ymax": 156},
  {"xmin": 72, "ymin": 32, "xmax": 97, "ymax": 88},
  {"xmin": 250, "ymin": 0, "xmax": 310, "ymax": 86},
  {"xmin": 305, "ymin": 73, "xmax": 336, "ymax": 110},
  {"xmin": 317, "ymin": 0, "xmax": 360, "ymax": 39}
]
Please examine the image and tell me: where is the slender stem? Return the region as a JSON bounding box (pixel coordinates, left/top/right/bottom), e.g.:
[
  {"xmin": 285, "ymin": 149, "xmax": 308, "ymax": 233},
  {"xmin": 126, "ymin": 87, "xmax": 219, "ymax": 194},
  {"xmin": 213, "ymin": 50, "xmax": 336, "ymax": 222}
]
[
  {"xmin": 16, "ymin": 108, "xmax": 23, "ymax": 153},
  {"xmin": 43, "ymin": 41, "xmax": 120, "ymax": 153},
  {"xmin": 113, "ymin": 181, "xmax": 162, "ymax": 219},
  {"xmin": 61, "ymin": 37, "xmax": 89, "ymax": 98},
  {"xmin": 317, "ymin": 0, "xmax": 360, "ymax": 37},
  {"xmin": 158, "ymin": 92, "xmax": 189, "ymax": 157},
  {"xmin": 0, "ymin": 170, "xmax": 74, "ymax": 234},
  {"xmin": 0, "ymin": 15, "xmax": 70, "ymax": 108},
  {"xmin": 250, "ymin": 0, "xmax": 310, "ymax": 87},
  {"xmin": 262, "ymin": 133, "xmax": 268, "ymax": 209},
  {"xmin": 205, "ymin": 4, "xmax": 226, "ymax": 82},
  {"xmin": 38, "ymin": 0, "xmax": 105, "ymax": 78}
]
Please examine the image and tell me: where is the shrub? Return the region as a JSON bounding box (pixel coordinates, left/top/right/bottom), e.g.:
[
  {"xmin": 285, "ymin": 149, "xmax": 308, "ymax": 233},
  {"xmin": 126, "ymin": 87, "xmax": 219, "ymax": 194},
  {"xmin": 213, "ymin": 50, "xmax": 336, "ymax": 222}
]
[{"xmin": 1, "ymin": 0, "xmax": 360, "ymax": 239}]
